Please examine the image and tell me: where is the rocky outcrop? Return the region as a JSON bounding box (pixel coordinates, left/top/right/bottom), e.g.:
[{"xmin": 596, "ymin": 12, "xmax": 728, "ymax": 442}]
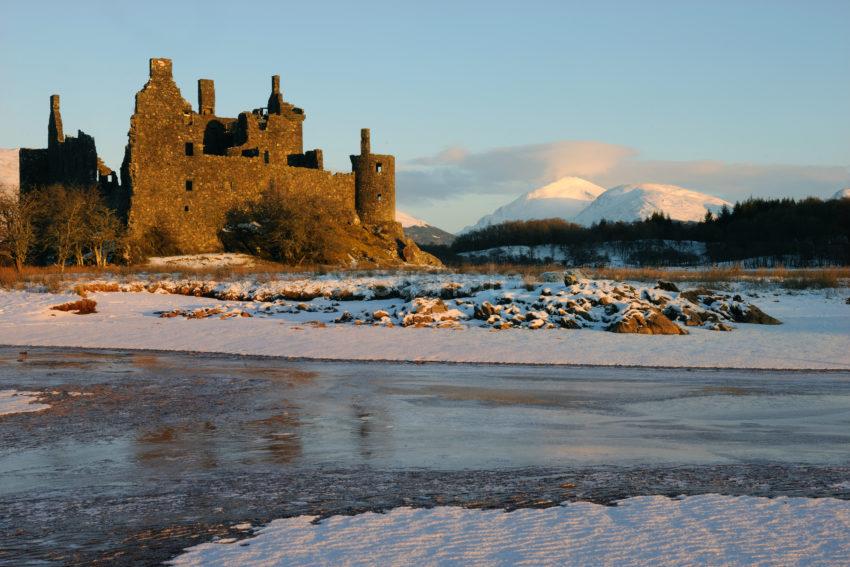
[{"xmin": 607, "ymin": 309, "xmax": 688, "ymax": 335}]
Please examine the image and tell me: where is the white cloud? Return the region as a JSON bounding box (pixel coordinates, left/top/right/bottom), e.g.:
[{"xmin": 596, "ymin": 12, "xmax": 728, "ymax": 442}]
[{"xmin": 398, "ymin": 140, "xmax": 850, "ymax": 206}]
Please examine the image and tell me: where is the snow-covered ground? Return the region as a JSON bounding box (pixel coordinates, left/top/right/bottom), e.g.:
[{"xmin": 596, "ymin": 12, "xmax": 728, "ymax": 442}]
[
  {"xmin": 170, "ymin": 495, "xmax": 850, "ymax": 566},
  {"xmin": 0, "ymin": 275, "xmax": 846, "ymax": 368},
  {"xmin": 459, "ymin": 240, "xmax": 708, "ymax": 265},
  {"xmin": 0, "ymin": 389, "xmax": 49, "ymax": 416}
]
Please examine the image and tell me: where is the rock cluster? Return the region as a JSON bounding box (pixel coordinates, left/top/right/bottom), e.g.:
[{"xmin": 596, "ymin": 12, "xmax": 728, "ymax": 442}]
[{"xmin": 333, "ymin": 280, "xmax": 781, "ymax": 335}]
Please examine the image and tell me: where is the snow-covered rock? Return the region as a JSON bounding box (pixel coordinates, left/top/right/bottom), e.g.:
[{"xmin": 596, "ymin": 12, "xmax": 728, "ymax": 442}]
[
  {"xmin": 147, "ymin": 253, "xmax": 260, "ymax": 269},
  {"xmin": 831, "ymin": 188, "xmax": 850, "ymax": 200},
  {"xmin": 462, "ymin": 177, "xmax": 605, "ymax": 233},
  {"xmin": 0, "ymin": 148, "xmax": 20, "ymax": 196},
  {"xmin": 574, "ymin": 183, "xmax": 731, "ymax": 226}
]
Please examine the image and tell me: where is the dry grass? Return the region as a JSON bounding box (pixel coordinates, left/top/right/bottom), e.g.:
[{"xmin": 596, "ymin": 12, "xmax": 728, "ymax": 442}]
[
  {"xmin": 0, "ymin": 262, "xmax": 847, "ymax": 291},
  {"xmin": 449, "ymin": 263, "xmax": 849, "ymax": 289},
  {"xmin": 586, "ymin": 266, "xmax": 849, "ymax": 289}
]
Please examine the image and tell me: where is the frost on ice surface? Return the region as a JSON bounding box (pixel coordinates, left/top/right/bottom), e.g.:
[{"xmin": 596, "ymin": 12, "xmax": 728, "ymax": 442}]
[
  {"xmin": 169, "ymin": 495, "xmax": 850, "ymax": 566},
  {"xmin": 0, "ymin": 390, "xmax": 49, "ymax": 416}
]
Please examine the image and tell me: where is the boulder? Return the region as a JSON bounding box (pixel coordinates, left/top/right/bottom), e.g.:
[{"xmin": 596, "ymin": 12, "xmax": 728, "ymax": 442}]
[
  {"xmin": 563, "ymin": 270, "xmax": 586, "ymax": 286},
  {"xmin": 729, "ymin": 303, "xmax": 781, "ymax": 325},
  {"xmin": 474, "ymin": 301, "xmax": 498, "ymax": 320},
  {"xmin": 607, "ymin": 309, "xmax": 688, "ymax": 335},
  {"xmin": 410, "ymin": 298, "xmax": 448, "ymax": 315},
  {"xmin": 400, "ymin": 238, "xmax": 443, "ymax": 267},
  {"xmin": 655, "ymin": 280, "xmax": 680, "ymax": 292}
]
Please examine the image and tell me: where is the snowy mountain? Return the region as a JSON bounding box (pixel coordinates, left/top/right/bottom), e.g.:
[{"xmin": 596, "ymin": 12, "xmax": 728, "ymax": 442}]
[
  {"xmin": 0, "ymin": 148, "xmax": 19, "ymax": 195},
  {"xmin": 574, "ymin": 183, "xmax": 731, "ymax": 226},
  {"xmin": 461, "ymin": 177, "xmax": 606, "ymax": 233},
  {"xmin": 396, "ymin": 210, "xmax": 429, "ymax": 228},
  {"xmin": 831, "ymin": 188, "xmax": 850, "ymax": 200},
  {"xmin": 396, "ymin": 210, "xmax": 456, "ymax": 246}
]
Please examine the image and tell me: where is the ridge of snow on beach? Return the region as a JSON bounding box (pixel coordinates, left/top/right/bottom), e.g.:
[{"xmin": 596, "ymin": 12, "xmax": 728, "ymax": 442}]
[
  {"xmin": 462, "ymin": 177, "xmax": 605, "ymax": 233},
  {"xmin": 574, "ymin": 183, "xmax": 731, "ymax": 225},
  {"xmin": 170, "ymin": 495, "xmax": 850, "ymax": 566}
]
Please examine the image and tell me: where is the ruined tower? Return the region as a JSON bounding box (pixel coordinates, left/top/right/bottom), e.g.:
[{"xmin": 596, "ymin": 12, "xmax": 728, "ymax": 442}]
[
  {"xmin": 20, "ymin": 94, "xmax": 101, "ymax": 191},
  {"xmin": 121, "ymin": 57, "xmax": 381, "ymax": 253},
  {"xmin": 351, "ymin": 128, "xmax": 396, "ymax": 225}
]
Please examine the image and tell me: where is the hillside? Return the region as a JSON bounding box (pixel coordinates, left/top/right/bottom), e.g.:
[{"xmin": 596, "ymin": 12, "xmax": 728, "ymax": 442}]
[
  {"xmin": 462, "ymin": 177, "xmax": 605, "ymax": 233},
  {"xmin": 396, "ymin": 210, "xmax": 456, "ymax": 246},
  {"xmin": 574, "ymin": 183, "xmax": 730, "ymax": 225}
]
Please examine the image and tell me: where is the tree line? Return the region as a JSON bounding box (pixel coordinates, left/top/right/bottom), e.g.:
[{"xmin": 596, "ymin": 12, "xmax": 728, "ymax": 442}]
[
  {"xmin": 0, "ymin": 185, "xmax": 124, "ymax": 272},
  {"xmin": 430, "ymin": 197, "xmax": 850, "ymax": 266}
]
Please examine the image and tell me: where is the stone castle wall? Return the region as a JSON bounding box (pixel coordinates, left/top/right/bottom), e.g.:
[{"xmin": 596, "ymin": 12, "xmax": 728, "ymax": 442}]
[
  {"xmin": 122, "ymin": 58, "xmax": 393, "ymax": 253},
  {"xmin": 17, "ymin": 57, "xmax": 398, "ymax": 256},
  {"xmin": 19, "ymin": 95, "xmax": 102, "ymax": 193}
]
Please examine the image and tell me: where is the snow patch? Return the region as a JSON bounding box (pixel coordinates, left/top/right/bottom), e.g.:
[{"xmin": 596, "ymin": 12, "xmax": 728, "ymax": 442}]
[
  {"xmin": 575, "ymin": 183, "xmax": 731, "ymax": 226},
  {"xmin": 395, "ymin": 210, "xmax": 429, "ymax": 228},
  {"xmin": 462, "ymin": 177, "xmax": 605, "ymax": 233},
  {"xmin": 169, "ymin": 495, "xmax": 850, "ymax": 566},
  {"xmin": 0, "ymin": 390, "xmax": 49, "ymax": 416}
]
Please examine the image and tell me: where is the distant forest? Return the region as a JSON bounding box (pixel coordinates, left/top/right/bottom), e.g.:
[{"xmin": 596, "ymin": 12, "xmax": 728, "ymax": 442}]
[{"xmin": 424, "ymin": 197, "xmax": 850, "ymax": 267}]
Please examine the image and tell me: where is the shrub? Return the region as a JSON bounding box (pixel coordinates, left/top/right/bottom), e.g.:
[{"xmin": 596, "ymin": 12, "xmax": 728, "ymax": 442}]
[{"xmin": 50, "ymin": 298, "xmax": 97, "ymax": 315}]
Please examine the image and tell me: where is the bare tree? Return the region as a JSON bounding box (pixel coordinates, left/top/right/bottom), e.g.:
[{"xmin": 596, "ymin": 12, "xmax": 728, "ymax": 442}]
[
  {"xmin": 0, "ymin": 191, "xmax": 39, "ymax": 273},
  {"xmin": 87, "ymin": 203, "xmax": 123, "ymax": 267},
  {"xmin": 48, "ymin": 186, "xmax": 89, "ymax": 270}
]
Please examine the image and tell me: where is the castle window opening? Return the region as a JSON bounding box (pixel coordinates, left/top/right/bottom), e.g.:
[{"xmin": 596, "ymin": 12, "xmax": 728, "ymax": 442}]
[
  {"xmin": 184, "ymin": 205, "xmax": 189, "ymax": 212},
  {"xmin": 264, "ymin": 150, "xmax": 269, "ymax": 164},
  {"xmin": 377, "ymin": 193, "xmax": 382, "ymax": 202},
  {"xmin": 185, "ymin": 179, "xmax": 193, "ymax": 191},
  {"xmin": 185, "ymin": 142, "xmax": 194, "ymax": 156},
  {"xmin": 376, "ymin": 163, "xmax": 382, "ymax": 173}
]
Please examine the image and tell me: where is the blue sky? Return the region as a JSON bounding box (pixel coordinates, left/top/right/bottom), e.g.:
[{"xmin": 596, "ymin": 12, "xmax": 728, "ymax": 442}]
[{"xmin": 2, "ymin": 0, "xmax": 848, "ymax": 231}]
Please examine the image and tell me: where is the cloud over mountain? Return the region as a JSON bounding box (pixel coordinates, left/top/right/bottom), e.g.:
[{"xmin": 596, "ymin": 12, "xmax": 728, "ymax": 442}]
[{"xmin": 398, "ymin": 140, "xmax": 849, "ymax": 206}]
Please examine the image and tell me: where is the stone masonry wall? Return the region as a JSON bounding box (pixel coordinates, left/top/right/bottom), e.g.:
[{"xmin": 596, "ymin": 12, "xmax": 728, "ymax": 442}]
[
  {"xmin": 19, "ymin": 95, "xmax": 100, "ymax": 193},
  {"xmin": 124, "ymin": 58, "xmax": 360, "ymax": 253}
]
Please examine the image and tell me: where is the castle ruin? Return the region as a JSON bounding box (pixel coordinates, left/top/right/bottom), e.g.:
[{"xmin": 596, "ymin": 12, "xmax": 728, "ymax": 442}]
[{"xmin": 20, "ymin": 58, "xmax": 402, "ymax": 256}]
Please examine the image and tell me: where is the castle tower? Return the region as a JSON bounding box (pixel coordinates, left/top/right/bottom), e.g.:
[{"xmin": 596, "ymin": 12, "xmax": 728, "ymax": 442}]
[
  {"xmin": 48, "ymin": 94, "xmax": 64, "ymax": 145},
  {"xmin": 350, "ymin": 128, "xmax": 395, "ymax": 225},
  {"xmin": 268, "ymin": 75, "xmax": 284, "ymax": 114},
  {"xmin": 198, "ymin": 79, "xmax": 215, "ymax": 115}
]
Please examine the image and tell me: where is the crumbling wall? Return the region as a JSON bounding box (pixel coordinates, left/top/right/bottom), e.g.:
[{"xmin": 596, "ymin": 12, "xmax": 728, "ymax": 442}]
[
  {"xmin": 124, "ymin": 58, "xmax": 358, "ymax": 253},
  {"xmin": 19, "ymin": 95, "xmax": 102, "ymax": 192}
]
